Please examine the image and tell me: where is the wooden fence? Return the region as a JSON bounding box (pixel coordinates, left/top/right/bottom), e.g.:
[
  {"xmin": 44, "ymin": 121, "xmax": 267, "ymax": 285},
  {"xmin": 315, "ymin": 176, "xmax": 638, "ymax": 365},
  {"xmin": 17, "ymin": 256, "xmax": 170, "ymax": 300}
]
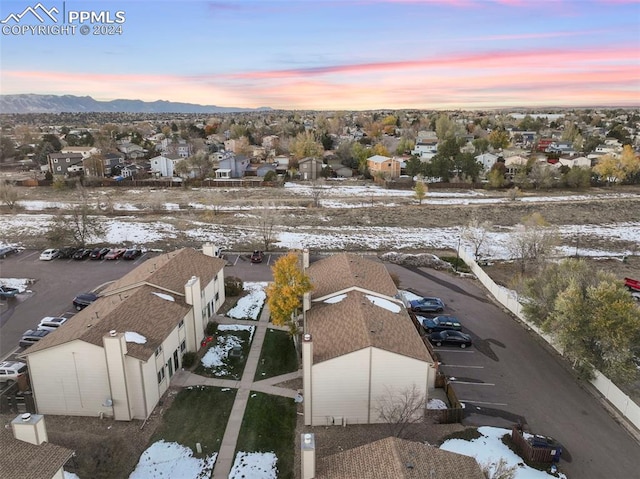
[{"xmin": 510, "ymin": 425, "xmax": 562, "ymax": 464}]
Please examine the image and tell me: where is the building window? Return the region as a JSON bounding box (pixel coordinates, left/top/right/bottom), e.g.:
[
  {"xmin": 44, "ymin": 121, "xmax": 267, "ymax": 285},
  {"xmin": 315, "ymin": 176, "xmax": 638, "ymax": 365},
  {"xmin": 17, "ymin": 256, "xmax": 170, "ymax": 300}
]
[
  {"xmin": 215, "ymin": 292, "xmax": 219, "ymax": 302},
  {"xmin": 157, "ymin": 367, "xmax": 165, "ymax": 384},
  {"xmin": 180, "ymin": 340, "xmax": 186, "ymax": 352},
  {"xmin": 155, "ymin": 345, "xmax": 162, "ymax": 357},
  {"xmin": 178, "ymin": 320, "xmax": 184, "ymax": 329}
]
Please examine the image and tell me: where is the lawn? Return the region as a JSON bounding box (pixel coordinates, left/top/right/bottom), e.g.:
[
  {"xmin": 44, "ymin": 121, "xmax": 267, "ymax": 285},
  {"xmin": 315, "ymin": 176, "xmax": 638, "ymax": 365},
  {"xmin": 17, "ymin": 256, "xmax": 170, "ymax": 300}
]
[
  {"xmin": 254, "ymin": 328, "xmax": 298, "ymax": 381},
  {"xmin": 234, "ymin": 392, "xmax": 297, "ymax": 479},
  {"xmin": 150, "ymin": 386, "xmax": 236, "ymax": 458},
  {"xmin": 194, "ymin": 325, "xmax": 255, "ymax": 380}
]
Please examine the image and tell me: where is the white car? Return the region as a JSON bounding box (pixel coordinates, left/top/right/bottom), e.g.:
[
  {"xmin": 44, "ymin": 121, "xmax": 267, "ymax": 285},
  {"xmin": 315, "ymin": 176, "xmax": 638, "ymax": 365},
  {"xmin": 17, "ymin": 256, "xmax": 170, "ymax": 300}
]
[
  {"xmin": 0, "ymin": 361, "xmax": 27, "ymax": 384},
  {"xmin": 37, "ymin": 316, "xmax": 68, "ymax": 332},
  {"xmin": 39, "ymin": 248, "xmax": 60, "ymax": 261}
]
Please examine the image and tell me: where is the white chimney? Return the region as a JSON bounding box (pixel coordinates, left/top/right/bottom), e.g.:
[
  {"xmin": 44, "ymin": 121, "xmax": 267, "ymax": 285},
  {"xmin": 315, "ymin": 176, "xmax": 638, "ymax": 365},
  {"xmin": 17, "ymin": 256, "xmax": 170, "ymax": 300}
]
[
  {"xmin": 202, "ymin": 243, "xmax": 221, "ymax": 258},
  {"xmin": 11, "ymin": 413, "xmax": 48, "ymax": 445},
  {"xmin": 302, "ymin": 248, "xmax": 309, "ymax": 269},
  {"xmin": 103, "ymin": 331, "xmax": 131, "ymax": 420},
  {"xmin": 301, "ymin": 433, "xmax": 316, "ymax": 479},
  {"xmin": 303, "ymin": 291, "xmax": 311, "ymax": 313}
]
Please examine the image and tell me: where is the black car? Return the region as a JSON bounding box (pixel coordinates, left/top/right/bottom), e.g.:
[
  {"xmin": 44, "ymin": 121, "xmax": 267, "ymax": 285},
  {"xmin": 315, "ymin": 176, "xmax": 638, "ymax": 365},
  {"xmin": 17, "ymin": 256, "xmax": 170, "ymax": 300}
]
[
  {"xmin": 73, "ymin": 248, "xmax": 92, "ymax": 260},
  {"xmin": 58, "ymin": 247, "xmax": 79, "ymax": 259},
  {"xmin": 73, "ymin": 292, "xmax": 99, "ymax": 311},
  {"xmin": 89, "ymin": 247, "xmax": 110, "ymax": 260},
  {"xmin": 429, "ymin": 330, "xmax": 473, "ymax": 348},
  {"xmin": 409, "ymin": 297, "xmax": 445, "ymax": 313},
  {"xmin": 419, "ymin": 315, "xmax": 462, "ymax": 333},
  {"xmin": 123, "ymin": 248, "xmax": 142, "ymax": 260}
]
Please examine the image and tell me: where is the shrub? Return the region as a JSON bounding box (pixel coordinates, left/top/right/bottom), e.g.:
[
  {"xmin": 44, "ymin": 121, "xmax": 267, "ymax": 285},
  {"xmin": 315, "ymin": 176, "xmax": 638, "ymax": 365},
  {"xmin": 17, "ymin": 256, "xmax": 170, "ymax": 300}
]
[
  {"xmin": 182, "ymin": 352, "xmax": 197, "ymax": 369},
  {"xmin": 225, "ymin": 276, "xmax": 244, "ymax": 296},
  {"xmin": 205, "ymin": 321, "xmax": 218, "ymax": 336},
  {"xmin": 263, "ymin": 170, "xmax": 277, "ymax": 182}
]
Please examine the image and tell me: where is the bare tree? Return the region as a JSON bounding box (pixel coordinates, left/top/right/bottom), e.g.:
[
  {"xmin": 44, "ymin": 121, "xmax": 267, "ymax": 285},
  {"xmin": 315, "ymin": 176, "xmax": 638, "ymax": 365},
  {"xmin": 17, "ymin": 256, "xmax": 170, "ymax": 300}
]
[
  {"xmin": 256, "ymin": 201, "xmax": 280, "ymax": 251},
  {"xmin": 0, "ymin": 182, "xmax": 19, "ymax": 209},
  {"xmin": 47, "ymin": 190, "xmax": 106, "ymax": 247},
  {"xmin": 508, "ymin": 212, "xmax": 559, "ymax": 273},
  {"xmin": 463, "ymin": 219, "xmax": 491, "ymax": 260},
  {"xmin": 310, "ymin": 181, "xmax": 325, "ymax": 208},
  {"xmin": 375, "ymin": 384, "xmax": 426, "ymax": 438}
]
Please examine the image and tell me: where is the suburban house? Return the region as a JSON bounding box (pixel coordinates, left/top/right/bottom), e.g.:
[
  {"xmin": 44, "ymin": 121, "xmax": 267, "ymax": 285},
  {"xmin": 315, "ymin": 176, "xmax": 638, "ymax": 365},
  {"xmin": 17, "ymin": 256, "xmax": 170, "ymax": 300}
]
[
  {"xmin": 299, "ymin": 157, "xmax": 324, "ymax": 180},
  {"xmin": 302, "ymin": 253, "xmax": 436, "ymax": 427},
  {"xmin": 475, "ymin": 152, "xmax": 500, "ymax": 171},
  {"xmin": 0, "ymin": 413, "xmax": 74, "ymax": 479},
  {"xmin": 47, "ymin": 152, "xmax": 84, "ymax": 176},
  {"xmin": 557, "ymin": 156, "xmax": 592, "ymax": 169},
  {"xmin": 20, "ymin": 246, "xmax": 226, "ymax": 421},
  {"xmin": 301, "ymin": 434, "xmax": 484, "ymax": 479},
  {"xmin": 117, "ymin": 142, "xmax": 146, "ymax": 160},
  {"xmin": 103, "ymin": 152, "xmax": 126, "ymax": 176},
  {"xmin": 367, "ymin": 155, "xmax": 402, "ymax": 179},
  {"xmin": 216, "ymin": 153, "xmax": 250, "ymax": 178},
  {"xmin": 504, "ymin": 155, "xmax": 529, "ymax": 177},
  {"xmin": 411, "ymin": 139, "xmax": 438, "ymax": 160},
  {"xmin": 149, "ymin": 153, "xmax": 183, "ymax": 178}
]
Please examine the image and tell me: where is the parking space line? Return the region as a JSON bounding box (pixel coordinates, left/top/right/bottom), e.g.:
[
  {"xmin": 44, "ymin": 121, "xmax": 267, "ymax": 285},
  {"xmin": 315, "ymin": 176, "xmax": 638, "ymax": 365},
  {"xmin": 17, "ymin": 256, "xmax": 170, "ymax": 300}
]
[
  {"xmin": 450, "ymin": 381, "xmax": 495, "ymax": 386},
  {"xmin": 233, "ymin": 255, "xmax": 239, "ymax": 266},
  {"xmin": 18, "ymin": 251, "xmax": 39, "ymax": 262},
  {"xmin": 459, "ymin": 399, "xmax": 509, "ymax": 406},
  {"xmin": 440, "ymin": 365, "xmax": 484, "ymax": 369}
]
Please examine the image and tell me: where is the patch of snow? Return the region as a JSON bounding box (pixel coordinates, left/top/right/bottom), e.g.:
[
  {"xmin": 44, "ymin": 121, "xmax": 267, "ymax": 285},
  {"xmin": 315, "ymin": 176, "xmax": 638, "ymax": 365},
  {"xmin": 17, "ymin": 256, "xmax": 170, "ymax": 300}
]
[
  {"xmin": 64, "ymin": 472, "xmax": 81, "ymax": 479},
  {"xmin": 217, "ymin": 324, "xmax": 256, "ymax": 342},
  {"xmin": 227, "ymin": 282, "xmax": 268, "ymax": 320},
  {"xmin": 427, "ymin": 398, "xmax": 448, "ymax": 410},
  {"xmin": 125, "ymin": 332, "xmax": 147, "ymax": 344},
  {"xmin": 152, "ymin": 292, "xmax": 175, "ymax": 302},
  {"xmin": 440, "ymin": 426, "xmax": 566, "ymax": 479},
  {"xmin": 129, "ymin": 440, "xmax": 217, "ymax": 479},
  {"xmin": 365, "ymin": 294, "xmax": 401, "ymax": 313},
  {"xmin": 0, "ymin": 278, "xmax": 30, "ymax": 293},
  {"xmin": 229, "ymin": 451, "xmax": 278, "ymax": 479},
  {"xmin": 324, "ymin": 293, "xmax": 347, "ymax": 304}
]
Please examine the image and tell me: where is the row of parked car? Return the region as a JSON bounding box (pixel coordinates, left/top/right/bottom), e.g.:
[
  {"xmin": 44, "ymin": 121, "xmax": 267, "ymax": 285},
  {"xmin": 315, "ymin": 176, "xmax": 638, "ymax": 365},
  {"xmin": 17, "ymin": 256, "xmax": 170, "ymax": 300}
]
[
  {"xmin": 39, "ymin": 247, "xmax": 143, "ymax": 261},
  {"xmin": 408, "ymin": 295, "xmax": 474, "ymax": 349}
]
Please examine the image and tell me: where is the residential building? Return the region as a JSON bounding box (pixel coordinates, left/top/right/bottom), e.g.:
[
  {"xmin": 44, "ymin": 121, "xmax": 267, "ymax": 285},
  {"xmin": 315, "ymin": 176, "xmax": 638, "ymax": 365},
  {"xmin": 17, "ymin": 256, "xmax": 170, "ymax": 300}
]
[
  {"xmin": 367, "ymin": 155, "xmax": 402, "ymax": 179},
  {"xmin": 117, "ymin": 142, "xmax": 146, "ymax": 160},
  {"xmin": 262, "ymin": 135, "xmax": 279, "ymax": 150},
  {"xmin": 20, "ymin": 246, "xmax": 226, "ymax": 421},
  {"xmin": 475, "ymin": 152, "xmax": 500, "ymax": 171},
  {"xmin": 216, "ymin": 152, "xmax": 250, "ymax": 178},
  {"xmin": 47, "ymin": 152, "xmax": 84, "ymax": 176},
  {"xmin": 504, "ymin": 155, "xmax": 529, "ymax": 177},
  {"xmin": 0, "ymin": 413, "xmax": 74, "ymax": 479},
  {"xmin": 103, "ymin": 152, "xmax": 126, "ymax": 176},
  {"xmin": 299, "ymin": 157, "xmax": 324, "ymax": 180},
  {"xmin": 150, "ymin": 153, "xmax": 182, "ymax": 178},
  {"xmin": 302, "ymin": 253, "xmax": 436, "ymax": 427}
]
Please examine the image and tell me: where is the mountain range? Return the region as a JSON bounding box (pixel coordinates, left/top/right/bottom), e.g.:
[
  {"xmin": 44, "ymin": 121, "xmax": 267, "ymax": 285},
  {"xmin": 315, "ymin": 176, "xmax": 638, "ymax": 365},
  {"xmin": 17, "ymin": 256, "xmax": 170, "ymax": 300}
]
[{"xmin": 0, "ymin": 94, "xmax": 272, "ymax": 114}]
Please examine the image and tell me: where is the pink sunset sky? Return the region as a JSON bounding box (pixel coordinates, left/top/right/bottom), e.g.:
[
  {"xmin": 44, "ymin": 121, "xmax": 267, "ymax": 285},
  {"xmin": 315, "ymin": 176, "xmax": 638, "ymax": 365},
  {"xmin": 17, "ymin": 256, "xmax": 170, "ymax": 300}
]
[{"xmin": 1, "ymin": 0, "xmax": 639, "ymax": 109}]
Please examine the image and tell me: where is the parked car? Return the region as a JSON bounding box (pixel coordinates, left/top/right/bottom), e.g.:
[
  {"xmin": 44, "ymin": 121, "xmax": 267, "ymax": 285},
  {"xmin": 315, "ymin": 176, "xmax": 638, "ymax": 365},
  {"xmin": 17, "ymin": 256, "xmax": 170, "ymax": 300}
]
[
  {"xmin": 0, "ymin": 246, "xmax": 18, "ymax": 258},
  {"xmin": 39, "ymin": 248, "xmax": 60, "ymax": 261},
  {"xmin": 0, "ymin": 285, "xmax": 20, "ymax": 299},
  {"xmin": 89, "ymin": 247, "xmax": 110, "ymax": 260},
  {"xmin": 419, "ymin": 315, "xmax": 462, "ymax": 333},
  {"xmin": 251, "ymin": 250, "xmax": 264, "ymax": 263},
  {"xmin": 72, "ymin": 248, "xmax": 92, "ymax": 260},
  {"xmin": 105, "ymin": 248, "xmax": 126, "ymax": 260},
  {"xmin": 58, "ymin": 247, "xmax": 79, "ymax": 259},
  {"xmin": 37, "ymin": 316, "xmax": 68, "ymax": 332},
  {"xmin": 409, "ymin": 296, "xmax": 445, "ymax": 313},
  {"xmin": 429, "ymin": 330, "xmax": 473, "ymax": 348},
  {"xmin": 123, "ymin": 248, "xmax": 142, "ymax": 260},
  {"xmin": 73, "ymin": 292, "xmax": 99, "ymax": 311},
  {"xmin": 19, "ymin": 329, "xmax": 50, "ymax": 348},
  {"xmin": 0, "ymin": 361, "xmax": 28, "ymax": 384}
]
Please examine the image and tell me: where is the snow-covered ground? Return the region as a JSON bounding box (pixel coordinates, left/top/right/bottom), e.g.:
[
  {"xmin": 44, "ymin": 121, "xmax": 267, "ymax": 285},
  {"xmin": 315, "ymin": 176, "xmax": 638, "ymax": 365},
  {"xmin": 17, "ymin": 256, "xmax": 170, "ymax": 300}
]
[
  {"xmin": 229, "ymin": 451, "xmax": 278, "ymax": 479},
  {"xmin": 200, "ymin": 325, "xmax": 255, "ymax": 378},
  {"xmin": 440, "ymin": 426, "xmax": 566, "ymax": 479},
  {"xmin": 226, "ymin": 282, "xmax": 268, "ymax": 320},
  {"xmin": 128, "ymin": 441, "xmax": 217, "ymax": 479}
]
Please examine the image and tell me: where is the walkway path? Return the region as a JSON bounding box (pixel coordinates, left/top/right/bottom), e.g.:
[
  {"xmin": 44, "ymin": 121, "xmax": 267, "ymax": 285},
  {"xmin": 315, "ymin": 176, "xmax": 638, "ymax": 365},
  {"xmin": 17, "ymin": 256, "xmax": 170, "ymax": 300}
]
[{"xmin": 170, "ymin": 304, "xmax": 301, "ymax": 479}]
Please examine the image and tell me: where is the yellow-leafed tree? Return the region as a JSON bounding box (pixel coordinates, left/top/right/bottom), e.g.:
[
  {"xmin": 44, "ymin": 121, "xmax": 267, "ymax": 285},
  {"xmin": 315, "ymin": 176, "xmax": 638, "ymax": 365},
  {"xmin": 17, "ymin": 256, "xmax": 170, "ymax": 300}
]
[{"xmin": 266, "ymin": 252, "xmax": 313, "ymax": 335}]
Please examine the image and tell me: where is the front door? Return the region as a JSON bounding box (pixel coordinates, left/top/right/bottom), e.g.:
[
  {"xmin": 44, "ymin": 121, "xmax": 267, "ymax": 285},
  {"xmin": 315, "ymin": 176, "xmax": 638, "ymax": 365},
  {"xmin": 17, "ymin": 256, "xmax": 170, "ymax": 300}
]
[{"xmin": 167, "ymin": 358, "xmax": 173, "ymax": 378}]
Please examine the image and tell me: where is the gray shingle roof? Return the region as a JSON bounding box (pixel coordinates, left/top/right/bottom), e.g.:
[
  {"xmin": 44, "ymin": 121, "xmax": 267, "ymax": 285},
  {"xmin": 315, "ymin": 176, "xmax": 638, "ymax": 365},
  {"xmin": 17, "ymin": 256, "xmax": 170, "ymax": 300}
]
[{"xmin": 316, "ymin": 436, "xmax": 485, "ymax": 479}]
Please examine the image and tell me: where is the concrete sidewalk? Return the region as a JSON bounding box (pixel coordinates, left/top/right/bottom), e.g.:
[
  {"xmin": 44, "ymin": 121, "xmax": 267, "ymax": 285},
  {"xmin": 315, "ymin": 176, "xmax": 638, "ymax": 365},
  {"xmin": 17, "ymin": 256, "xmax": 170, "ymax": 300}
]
[{"xmin": 170, "ymin": 303, "xmax": 298, "ymax": 478}]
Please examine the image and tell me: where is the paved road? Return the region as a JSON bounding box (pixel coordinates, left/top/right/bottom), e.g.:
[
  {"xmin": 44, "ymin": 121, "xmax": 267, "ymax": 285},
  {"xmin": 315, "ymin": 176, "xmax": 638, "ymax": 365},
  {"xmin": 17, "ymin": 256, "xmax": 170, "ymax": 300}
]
[{"xmin": 387, "ymin": 263, "xmax": 640, "ymax": 479}]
